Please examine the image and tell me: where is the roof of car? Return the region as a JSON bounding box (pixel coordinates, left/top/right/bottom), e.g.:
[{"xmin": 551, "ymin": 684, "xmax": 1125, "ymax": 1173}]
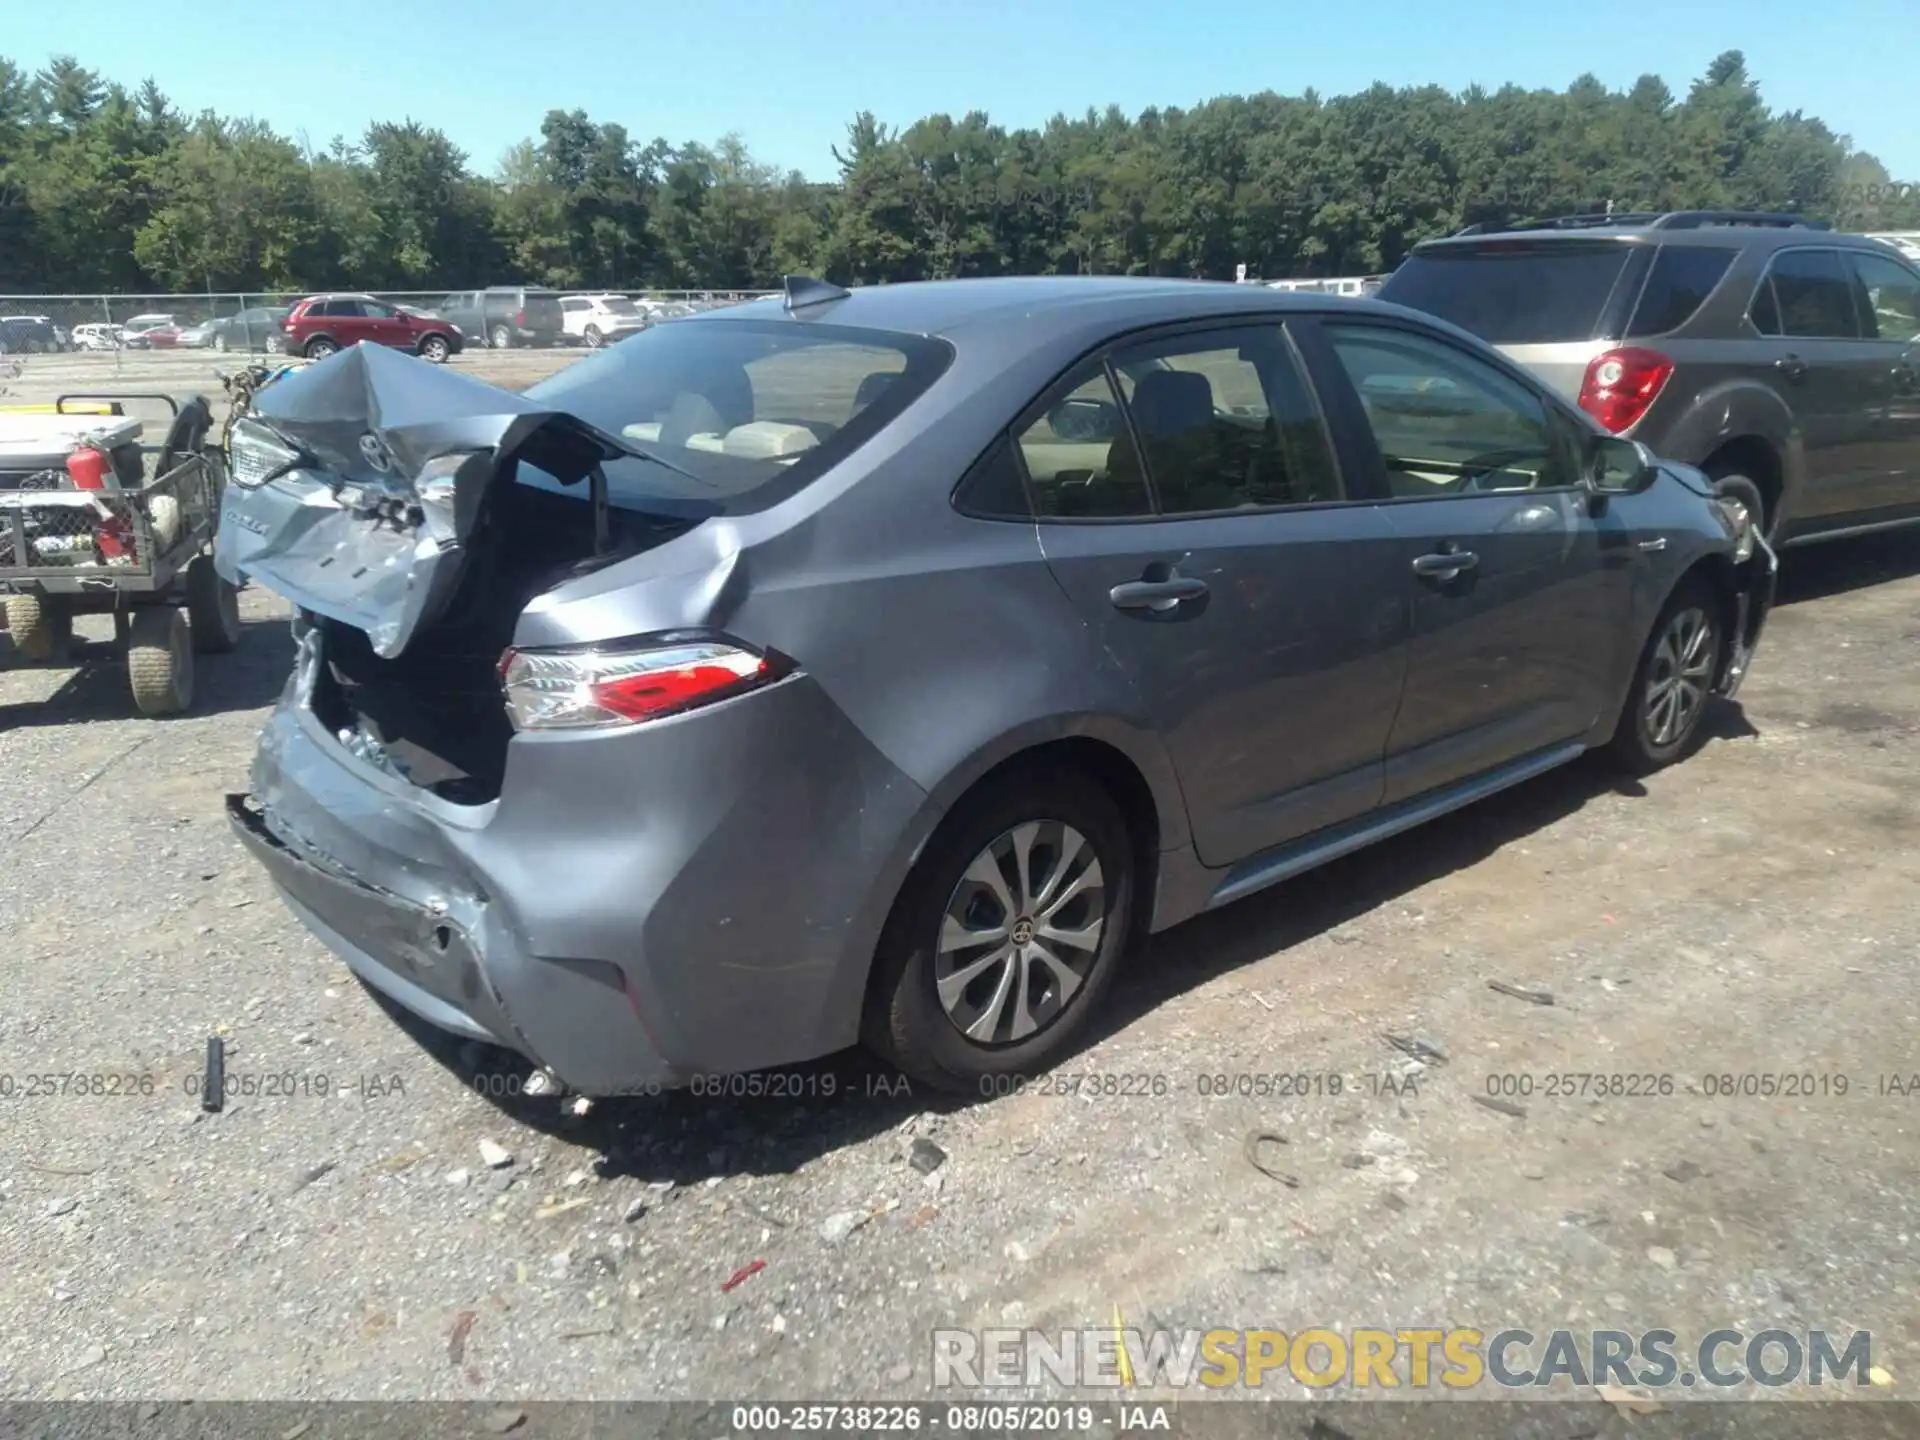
[
  {"xmin": 697, "ymin": 275, "xmax": 1398, "ymax": 343},
  {"xmin": 1413, "ymin": 220, "xmax": 1892, "ymax": 254}
]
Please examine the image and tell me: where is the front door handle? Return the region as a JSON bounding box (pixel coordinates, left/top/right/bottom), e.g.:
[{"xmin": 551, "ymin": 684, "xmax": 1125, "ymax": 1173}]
[
  {"xmin": 1110, "ymin": 574, "xmax": 1209, "ymax": 611},
  {"xmin": 1411, "ymin": 549, "xmax": 1479, "ymax": 578},
  {"xmin": 1774, "ymin": 354, "xmax": 1807, "ymax": 383}
]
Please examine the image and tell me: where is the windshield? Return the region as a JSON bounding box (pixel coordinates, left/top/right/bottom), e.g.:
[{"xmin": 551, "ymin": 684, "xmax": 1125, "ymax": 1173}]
[
  {"xmin": 520, "ymin": 317, "xmax": 953, "ymax": 514},
  {"xmin": 1380, "ymin": 242, "xmax": 1635, "ymax": 344}
]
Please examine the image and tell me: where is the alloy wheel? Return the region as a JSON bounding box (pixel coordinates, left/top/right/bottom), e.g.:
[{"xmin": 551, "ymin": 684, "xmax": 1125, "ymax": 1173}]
[
  {"xmin": 1645, "ymin": 606, "xmax": 1715, "ymax": 747},
  {"xmin": 935, "ymin": 820, "xmax": 1105, "ymax": 1045}
]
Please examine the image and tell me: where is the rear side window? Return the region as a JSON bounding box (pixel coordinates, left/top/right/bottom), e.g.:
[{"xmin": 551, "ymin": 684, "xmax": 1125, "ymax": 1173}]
[
  {"xmin": 522, "ymin": 318, "xmax": 952, "ymax": 512},
  {"xmin": 1847, "ymin": 252, "xmax": 1920, "ymax": 340},
  {"xmin": 1378, "ymin": 243, "xmax": 1634, "ymax": 344},
  {"xmin": 1753, "ymin": 250, "xmax": 1862, "ymax": 339},
  {"xmin": 1625, "ymin": 246, "xmax": 1735, "ymax": 337}
]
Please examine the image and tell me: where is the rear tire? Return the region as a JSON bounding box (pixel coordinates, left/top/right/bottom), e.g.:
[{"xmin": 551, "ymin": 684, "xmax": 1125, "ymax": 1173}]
[
  {"xmin": 489, "ymin": 324, "xmax": 513, "ymax": 350},
  {"xmin": 127, "ymin": 607, "xmax": 194, "ymax": 715},
  {"xmin": 5, "ymin": 592, "xmax": 72, "ymax": 664},
  {"xmin": 186, "ymin": 555, "xmax": 242, "ymax": 654},
  {"xmin": 862, "ymin": 768, "xmax": 1135, "ymax": 1093},
  {"xmin": 1607, "ymin": 576, "xmax": 1722, "ymax": 775},
  {"xmin": 213, "ymin": 333, "xmax": 230, "ymax": 353},
  {"xmin": 1706, "ymin": 470, "xmax": 1768, "ymax": 540}
]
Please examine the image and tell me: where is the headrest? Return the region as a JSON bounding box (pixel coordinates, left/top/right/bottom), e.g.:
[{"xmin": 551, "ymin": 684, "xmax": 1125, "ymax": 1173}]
[{"xmin": 1130, "ymin": 370, "xmax": 1214, "ymax": 438}]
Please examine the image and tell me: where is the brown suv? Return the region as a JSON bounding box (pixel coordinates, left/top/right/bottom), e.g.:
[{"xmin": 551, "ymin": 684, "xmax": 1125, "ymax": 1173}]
[{"xmin": 1379, "ymin": 211, "xmax": 1920, "ymax": 548}]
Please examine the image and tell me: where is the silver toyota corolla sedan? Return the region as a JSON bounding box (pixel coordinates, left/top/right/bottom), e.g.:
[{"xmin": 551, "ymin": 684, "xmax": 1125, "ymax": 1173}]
[{"xmin": 217, "ymin": 275, "xmax": 1776, "ymax": 1096}]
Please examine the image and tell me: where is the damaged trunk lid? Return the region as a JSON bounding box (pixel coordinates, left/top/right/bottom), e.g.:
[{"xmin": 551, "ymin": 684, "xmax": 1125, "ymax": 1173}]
[{"xmin": 214, "ymin": 343, "xmax": 666, "ymax": 659}]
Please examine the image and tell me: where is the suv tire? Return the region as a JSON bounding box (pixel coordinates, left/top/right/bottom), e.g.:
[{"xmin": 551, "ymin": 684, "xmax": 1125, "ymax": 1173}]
[
  {"xmin": 1705, "ymin": 468, "xmax": 1769, "ymax": 540},
  {"xmin": 489, "ymin": 324, "xmax": 513, "ymax": 350},
  {"xmin": 1607, "ymin": 576, "xmax": 1722, "ymax": 775},
  {"xmin": 864, "ymin": 768, "xmax": 1134, "ymax": 1093}
]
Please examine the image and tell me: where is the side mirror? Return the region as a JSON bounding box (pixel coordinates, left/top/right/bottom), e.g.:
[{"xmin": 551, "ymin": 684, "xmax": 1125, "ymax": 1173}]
[{"xmin": 1589, "ymin": 435, "xmax": 1659, "ymax": 496}]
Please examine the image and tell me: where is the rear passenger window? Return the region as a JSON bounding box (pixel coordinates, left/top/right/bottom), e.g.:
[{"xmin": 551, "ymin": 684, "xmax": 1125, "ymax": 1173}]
[
  {"xmin": 952, "ymin": 437, "xmax": 1031, "ymax": 519},
  {"xmin": 1761, "ymin": 251, "xmax": 1863, "ymax": 339},
  {"xmin": 1626, "ymin": 247, "xmax": 1735, "ymax": 337},
  {"xmin": 1106, "ymin": 327, "xmax": 1341, "ymax": 513},
  {"xmin": 1848, "ymin": 252, "xmax": 1920, "ymax": 340},
  {"xmin": 1016, "ymin": 370, "xmax": 1150, "ymax": 518}
]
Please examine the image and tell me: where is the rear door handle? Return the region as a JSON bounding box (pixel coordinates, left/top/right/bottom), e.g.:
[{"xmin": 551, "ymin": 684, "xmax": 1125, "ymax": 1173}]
[
  {"xmin": 1411, "ymin": 550, "xmax": 1478, "ymax": 578},
  {"xmin": 1774, "ymin": 354, "xmax": 1807, "ymax": 383},
  {"xmin": 1109, "ymin": 575, "xmax": 1209, "ymax": 611}
]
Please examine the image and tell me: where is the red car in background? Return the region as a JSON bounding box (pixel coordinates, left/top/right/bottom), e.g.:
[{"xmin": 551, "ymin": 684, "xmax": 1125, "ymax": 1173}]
[{"xmin": 280, "ymin": 294, "xmax": 464, "ymax": 364}]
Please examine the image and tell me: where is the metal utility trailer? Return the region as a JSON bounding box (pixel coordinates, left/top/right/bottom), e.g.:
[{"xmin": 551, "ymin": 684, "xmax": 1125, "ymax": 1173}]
[{"xmin": 0, "ymin": 393, "xmax": 241, "ymax": 715}]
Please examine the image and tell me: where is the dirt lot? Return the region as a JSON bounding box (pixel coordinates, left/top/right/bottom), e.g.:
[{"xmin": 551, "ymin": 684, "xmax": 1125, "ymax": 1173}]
[{"xmin": 4, "ymin": 348, "xmax": 1920, "ymax": 1429}]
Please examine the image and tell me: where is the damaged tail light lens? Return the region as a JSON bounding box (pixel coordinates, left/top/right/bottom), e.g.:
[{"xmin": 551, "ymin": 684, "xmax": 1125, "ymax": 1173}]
[{"xmin": 499, "ymin": 640, "xmax": 786, "ymax": 731}]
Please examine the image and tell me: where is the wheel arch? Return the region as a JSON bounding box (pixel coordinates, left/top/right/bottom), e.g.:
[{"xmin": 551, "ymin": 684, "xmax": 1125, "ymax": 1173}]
[
  {"xmin": 1700, "ymin": 435, "xmax": 1785, "ymax": 533},
  {"xmin": 831, "ymin": 721, "xmax": 1183, "ymax": 1048}
]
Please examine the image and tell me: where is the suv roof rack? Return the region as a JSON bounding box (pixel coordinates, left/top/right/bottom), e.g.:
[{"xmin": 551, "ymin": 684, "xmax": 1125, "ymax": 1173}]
[{"xmin": 1452, "ymin": 210, "xmax": 1831, "ymax": 238}]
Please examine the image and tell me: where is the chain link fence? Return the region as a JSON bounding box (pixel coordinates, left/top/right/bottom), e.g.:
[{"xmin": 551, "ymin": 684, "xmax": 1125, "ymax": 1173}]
[{"xmin": 0, "ymin": 290, "xmax": 777, "ymax": 364}]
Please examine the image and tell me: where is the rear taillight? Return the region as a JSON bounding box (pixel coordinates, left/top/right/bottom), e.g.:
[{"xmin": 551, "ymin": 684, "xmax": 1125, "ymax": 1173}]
[
  {"xmin": 498, "ymin": 640, "xmax": 786, "ymax": 731},
  {"xmin": 1578, "ymin": 347, "xmax": 1674, "ymax": 433},
  {"xmin": 513, "ymin": 310, "xmax": 526, "ymax": 327}
]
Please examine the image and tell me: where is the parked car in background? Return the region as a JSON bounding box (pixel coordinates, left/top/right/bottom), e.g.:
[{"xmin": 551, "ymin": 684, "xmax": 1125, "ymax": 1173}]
[
  {"xmin": 0, "ymin": 315, "xmax": 63, "ymax": 353},
  {"xmin": 217, "ymin": 275, "xmax": 1772, "ymax": 1098},
  {"xmin": 1379, "ymin": 210, "xmax": 1920, "ymax": 549},
  {"xmin": 204, "ymin": 307, "xmax": 291, "ymax": 354},
  {"xmin": 1866, "ymin": 233, "xmax": 1920, "ymax": 265},
  {"xmin": 176, "ymin": 319, "xmax": 218, "ymax": 349},
  {"xmin": 71, "ymin": 322, "xmax": 124, "ymax": 351},
  {"xmin": 280, "ymin": 294, "xmax": 463, "ymax": 363},
  {"xmin": 121, "ymin": 314, "xmax": 182, "ymax": 349},
  {"xmin": 438, "ymin": 287, "xmax": 566, "ymax": 349},
  {"xmin": 560, "ymin": 293, "xmax": 650, "ymax": 347}
]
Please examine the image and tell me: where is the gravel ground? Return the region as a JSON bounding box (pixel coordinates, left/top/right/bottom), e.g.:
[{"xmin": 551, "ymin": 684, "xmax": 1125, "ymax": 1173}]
[{"xmin": 4, "ymin": 349, "xmax": 1920, "ymax": 1431}]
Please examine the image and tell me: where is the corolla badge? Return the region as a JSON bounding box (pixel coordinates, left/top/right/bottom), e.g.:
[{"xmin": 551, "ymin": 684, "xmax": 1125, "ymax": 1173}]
[{"xmin": 359, "ymin": 433, "xmax": 393, "ymax": 472}]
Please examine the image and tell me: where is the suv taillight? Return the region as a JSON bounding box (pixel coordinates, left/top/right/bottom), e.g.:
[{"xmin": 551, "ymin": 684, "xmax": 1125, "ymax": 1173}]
[
  {"xmin": 1578, "ymin": 347, "xmax": 1674, "ymax": 433},
  {"xmin": 498, "ymin": 640, "xmax": 788, "ymax": 731},
  {"xmin": 513, "ymin": 310, "xmax": 526, "ymax": 327}
]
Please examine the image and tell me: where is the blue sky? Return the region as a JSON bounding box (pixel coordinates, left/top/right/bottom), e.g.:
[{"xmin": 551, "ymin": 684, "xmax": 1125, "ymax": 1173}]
[{"xmin": 10, "ymin": 0, "xmax": 1919, "ymax": 180}]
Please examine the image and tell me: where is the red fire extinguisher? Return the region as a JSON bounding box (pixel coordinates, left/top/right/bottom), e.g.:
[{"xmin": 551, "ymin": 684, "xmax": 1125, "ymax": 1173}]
[{"xmin": 65, "ymin": 444, "xmax": 109, "ymax": 491}]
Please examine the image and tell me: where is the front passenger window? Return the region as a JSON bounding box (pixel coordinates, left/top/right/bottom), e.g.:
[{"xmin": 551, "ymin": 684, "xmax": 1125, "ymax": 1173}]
[{"xmin": 1324, "ymin": 324, "xmax": 1584, "ymax": 495}]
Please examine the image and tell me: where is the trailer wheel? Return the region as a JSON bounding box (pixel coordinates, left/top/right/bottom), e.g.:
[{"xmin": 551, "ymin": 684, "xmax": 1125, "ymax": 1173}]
[
  {"xmin": 128, "ymin": 607, "xmax": 194, "ymax": 715},
  {"xmin": 185, "ymin": 555, "xmax": 242, "ymax": 653},
  {"xmin": 5, "ymin": 592, "xmax": 72, "ymax": 663}
]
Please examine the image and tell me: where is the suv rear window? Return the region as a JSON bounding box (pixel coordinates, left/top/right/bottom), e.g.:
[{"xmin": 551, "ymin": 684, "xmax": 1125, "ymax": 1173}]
[
  {"xmin": 1379, "ymin": 242, "xmax": 1635, "ymax": 344},
  {"xmin": 1624, "ymin": 246, "xmax": 1735, "ymax": 337},
  {"xmin": 521, "ymin": 318, "xmax": 953, "ymax": 514}
]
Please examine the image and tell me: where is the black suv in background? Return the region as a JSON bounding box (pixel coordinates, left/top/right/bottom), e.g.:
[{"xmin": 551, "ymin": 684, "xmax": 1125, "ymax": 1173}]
[
  {"xmin": 1379, "ymin": 212, "xmax": 1920, "ymax": 548},
  {"xmin": 439, "ymin": 287, "xmax": 566, "ymax": 349}
]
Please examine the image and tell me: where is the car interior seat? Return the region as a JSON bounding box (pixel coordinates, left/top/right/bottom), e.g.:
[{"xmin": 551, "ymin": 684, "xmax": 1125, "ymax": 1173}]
[{"xmin": 1105, "ymin": 369, "xmax": 1236, "ymax": 512}]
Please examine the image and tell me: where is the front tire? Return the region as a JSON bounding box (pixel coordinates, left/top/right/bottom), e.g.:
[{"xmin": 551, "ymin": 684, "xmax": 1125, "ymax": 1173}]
[
  {"xmin": 304, "ymin": 337, "xmax": 338, "ymax": 360},
  {"xmin": 489, "ymin": 324, "xmax": 513, "ymax": 350},
  {"xmin": 418, "ymin": 334, "xmax": 450, "ymax": 363},
  {"xmin": 583, "ymin": 325, "xmax": 604, "ymax": 349},
  {"xmin": 863, "ymin": 769, "xmax": 1135, "ymax": 1093},
  {"xmin": 213, "ymin": 332, "xmax": 230, "ymax": 353},
  {"xmin": 1608, "ymin": 577, "xmax": 1722, "ymax": 775},
  {"xmin": 185, "ymin": 555, "xmax": 242, "ymax": 654}
]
